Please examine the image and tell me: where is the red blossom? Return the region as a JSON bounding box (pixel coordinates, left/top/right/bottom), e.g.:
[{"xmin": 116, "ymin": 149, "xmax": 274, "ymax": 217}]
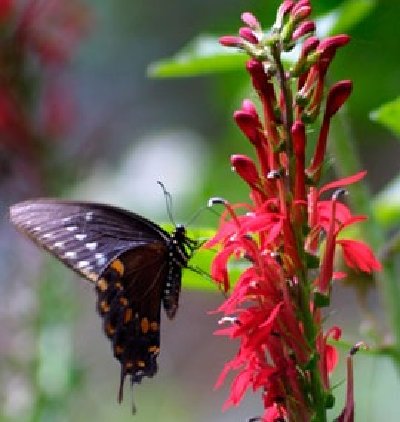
[
  {"xmin": 338, "ymin": 239, "xmax": 382, "ymax": 273},
  {"xmin": 209, "ymin": 1, "xmax": 381, "ymax": 420}
]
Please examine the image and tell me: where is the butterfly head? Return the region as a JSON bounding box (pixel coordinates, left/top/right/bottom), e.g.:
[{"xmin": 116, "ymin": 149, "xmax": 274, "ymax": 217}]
[
  {"xmin": 172, "ymin": 224, "xmax": 198, "ymax": 258},
  {"xmin": 174, "ymin": 224, "xmax": 186, "ymax": 240}
]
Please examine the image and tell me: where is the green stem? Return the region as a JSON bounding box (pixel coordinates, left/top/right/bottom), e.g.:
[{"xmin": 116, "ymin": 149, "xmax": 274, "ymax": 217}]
[
  {"xmin": 297, "ymin": 271, "xmax": 327, "ymax": 421},
  {"xmin": 274, "ymin": 42, "xmax": 327, "ymax": 420},
  {"xmin": 330, "ymin": 111, "xmax": 400, "ymax": 374}
]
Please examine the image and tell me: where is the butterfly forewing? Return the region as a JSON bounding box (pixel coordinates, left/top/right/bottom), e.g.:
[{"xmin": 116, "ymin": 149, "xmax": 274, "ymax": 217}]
[{"xmin": 10, "ymin": 199, "xmax": 168, "ymax": 282}]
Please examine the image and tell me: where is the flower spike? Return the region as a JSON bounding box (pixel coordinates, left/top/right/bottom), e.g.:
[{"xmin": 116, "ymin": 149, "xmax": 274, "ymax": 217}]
[{"xmin": 208, "ymin": 1, "xmax": 381, "ymax": 420}]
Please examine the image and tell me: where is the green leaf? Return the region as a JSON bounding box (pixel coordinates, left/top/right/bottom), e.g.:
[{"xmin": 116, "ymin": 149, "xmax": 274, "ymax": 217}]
[
  {"xmin": 159, "ymin": 225, "xmax": 217, "ymax": 291},
  {"xmin": 370, "ymin": 96, "xmax": 400, "ymax": 138},
  {"xmin": 328, "ymin": 0, "xmax": 377, "ymax": 35},
  {"xmin": 149, "ymin": 1, "xmax": 376, "ymax": 80},
  {"xmin": 148, "ymin": 35, "xmax": 246, "ymax": 78},
  {"xmin": 373, "ymin": 173, "xmax": 400, "ymax": 226}
]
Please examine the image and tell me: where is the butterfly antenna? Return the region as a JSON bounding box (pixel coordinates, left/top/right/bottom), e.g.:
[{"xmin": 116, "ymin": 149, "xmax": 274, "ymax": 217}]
[
  {"xmin": 184, "ymin": 197, "xmax": 223, "ymax": 227},
  {"xmin": 184, "ymin": 205, "xmax": 208, "ymax": 227},
  {"xmin": 157, "ymin": 181, "xmax": 175, "ymax": 226}
]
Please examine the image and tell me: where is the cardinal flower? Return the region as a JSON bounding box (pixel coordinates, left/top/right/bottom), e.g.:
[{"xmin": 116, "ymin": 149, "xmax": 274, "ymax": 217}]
[{"xmin": 207, "ymin": 1, "xmax": 381, "ymax": 420}]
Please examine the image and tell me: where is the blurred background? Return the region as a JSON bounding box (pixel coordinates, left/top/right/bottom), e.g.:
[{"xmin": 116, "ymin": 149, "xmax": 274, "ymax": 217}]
[{"xmin": 1, "ymin": 0, "xmax": 400, "ymax": 421}]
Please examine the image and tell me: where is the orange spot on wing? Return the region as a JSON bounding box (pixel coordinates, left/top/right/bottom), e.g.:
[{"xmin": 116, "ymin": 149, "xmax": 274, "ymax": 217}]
[
  {"xmin": 115, "ymin": 345, "xmax": 124, "ymax": 355},
  {"xmin": 105, "ymin": 322, "xmax": 115, "ymax": 336},
  {"xmin": 97, "ymin": 278, "xmax": 108, "ymax": 292},
  {"xmin": 110, "ymin": 259, "xmax": 124, "ymax": 276},
  {"xmin": 124, "ymin": 308, "xmax": 133, "ymax": 324},
  {"xmin": 100, "ymin": 300, "xmax": 110, "ymax": 313},
  {"xmin": 119, "ymin": 297, "xmax": 128, "ymax": 306},
  {"xmin": 141, "ymin": 317, "xmax": 149, "ymax": 333}
]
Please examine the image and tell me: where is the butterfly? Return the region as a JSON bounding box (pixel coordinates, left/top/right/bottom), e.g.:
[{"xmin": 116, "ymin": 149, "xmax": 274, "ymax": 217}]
[{"xmin": 9, "ymin": 199, "xmax": 198, "ymax": 402}]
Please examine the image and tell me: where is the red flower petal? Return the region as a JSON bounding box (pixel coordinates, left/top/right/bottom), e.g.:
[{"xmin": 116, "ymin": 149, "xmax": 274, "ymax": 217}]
[
  {"xmin": 337, "ymin": 239, "xmax": 382, "ymax": 273},
  {"xmin": 319, "ymin": 171, "xmax": 367, "ymax": 195}
]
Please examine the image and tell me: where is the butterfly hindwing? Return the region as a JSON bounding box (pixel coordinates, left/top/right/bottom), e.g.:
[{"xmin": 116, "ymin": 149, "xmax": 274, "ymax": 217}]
[
  {"xmin": 96, "ymin": 244, "xmax": 168, "ymax": 401},
  {"xmin": 9, "ymin": 199, "xmax": 168, "ymax": 282}
]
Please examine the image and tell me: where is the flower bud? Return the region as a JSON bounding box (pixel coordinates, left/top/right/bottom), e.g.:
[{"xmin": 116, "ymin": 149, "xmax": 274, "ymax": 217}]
[
  {"xmin": 234, "ymin": 107, "xmax": 262, "ymax": 146},
  {"xmin": 291, "ymin": 0, "xmax": 311, "ymax": 17},
  {"xmin": 276, "ymin": 0, "xmax": 295, "ymax": 27},
  {"xmin": 302, "ymin": 36, "xmax": 319, "ymax": 57},
  {"xmin": 292, "ymin": 20, "xmax": 315, "ymax": 40},
  {"xmin": 239, "ymin": 27, "xmax": 258, "ymax": 44},
  {"xmin": 231, "ymin": 154, "xmax": 261, "ymax": 188},
  {"xmin": 325, "ymin": 80, "xmax": 352, "ymax": 118},
  {"xmin": 241, "ymin": 99, "xmax": 258, "ymax": 117},
  {"xmin": 219, "ymin": 36, "xmax": 243, "ymax": 48},
  {"xmin": 241, "ymin": 12, "xmax": 261, "ymax": 31},
  {"xmin": 291, "ymin": 0, "xmax": 312, "ymax": 21}
]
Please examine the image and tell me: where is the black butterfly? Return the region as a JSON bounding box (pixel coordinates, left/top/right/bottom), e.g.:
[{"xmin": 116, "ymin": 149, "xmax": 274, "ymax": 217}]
[{"xmin": 9, "ymin": 199, "xmax": 198, "ymax": 402}]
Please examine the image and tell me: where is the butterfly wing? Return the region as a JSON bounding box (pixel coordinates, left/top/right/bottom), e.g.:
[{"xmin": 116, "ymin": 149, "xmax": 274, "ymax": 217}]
[
  {"xmin": 9, "ymin": 199, "xmax": 168, "ymax": 283},
  {"xmin": 98, "ymin": 244, "xmax": 167, "ymax": 401}
]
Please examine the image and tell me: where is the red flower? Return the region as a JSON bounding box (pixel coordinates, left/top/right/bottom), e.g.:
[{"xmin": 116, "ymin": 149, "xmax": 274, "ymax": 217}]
[{"xmin": 209, "ymin": 1, "xmax": 381, "ymax": 420}]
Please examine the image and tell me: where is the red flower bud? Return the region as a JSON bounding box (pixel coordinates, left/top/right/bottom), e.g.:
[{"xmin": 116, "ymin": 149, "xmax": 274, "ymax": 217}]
[
  {"xmin": 325, "ymin": 80, "xmax": 352, "ymax": 118},
  {"xmin": 219, "ymin": 35, "xmax": 243, "ymax": 48},
  {"xmin": 241, "ymin": 12, "xmax": 260, "ymax": 31},
  {"xmin": 292, "ymin": 20, "xmax": 315, "ymax": 40},
  {"xmin": 301, "ymin": 35, "xmax": 319, "ymax": 57},
  {"xmin": 246, "ymin": 59, "xmax": 269, "ymax": 93},
  {"xmin": 234, "ymin": 107, "xmax": 262, "ymax": 146},
  {"xmin": 239, "ymin": 27, "xmax": 258, "ymax": 44},
  {"xmin": 278, "ymin": 0, "xmax": 295, "ymax": 19},
  {"xmin": 291, "ymin": 0, "xmax": 312, "ymax": 21},
  {"xmin": 317, "ymin": 34, "xmax": 350, "ymax": 58},
  {"xmin": 241, "ymin": 99, "xmax": 258, "ymax": 117},
  {"xmin": 231, "ymin": 154, "xmax": 260, "ymax": 188},
  {"xmin": 246, "ymin": 59, "xmax": 276, "ymax": 104}
]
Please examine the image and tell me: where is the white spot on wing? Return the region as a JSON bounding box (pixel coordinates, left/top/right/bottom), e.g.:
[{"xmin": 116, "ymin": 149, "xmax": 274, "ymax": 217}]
[
  {"xmin": 66, "ymin": 226, "xmax": 78, "ymax": 232},
  {"xmin": 42, "ymin": 233, "xmax": 53, "ymax": 239},
  {"xmin": 62, "ymin": 217, "xmax": 72, "ymax": 223},
  {"xmin": 32, "ymin": 226, "xmax": 41, "ymax": 232},
  {"xmin": 65, "ymin": 251, "xmax": 77, "ymax": 259},
  {"xmin": 54, "ymin": 241, "xmax": 65, "ymax": 248},
  {"xmin": 85, "ymin": 212, "xmax": 94, "ymax": 221},
  {"xmin": 77, "ymin": 260, "xmax": 90, "ymax": 269},
  {"xmin": 95, "ymin": 253, "xmax": 106, "ymax": 266},
  {"xmin": 75, "ymin": 234, "xmax": 87, "ymax": 241},
  {"xmin": 85, "ymin": 242, "xmax": 97, "ymax": 251}
]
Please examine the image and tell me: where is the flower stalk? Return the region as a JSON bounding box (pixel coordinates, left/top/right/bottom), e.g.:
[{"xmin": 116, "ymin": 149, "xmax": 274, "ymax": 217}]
[{"xmin": 206, "ymin": 1, "xmax": 381, "ymax": 420}]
